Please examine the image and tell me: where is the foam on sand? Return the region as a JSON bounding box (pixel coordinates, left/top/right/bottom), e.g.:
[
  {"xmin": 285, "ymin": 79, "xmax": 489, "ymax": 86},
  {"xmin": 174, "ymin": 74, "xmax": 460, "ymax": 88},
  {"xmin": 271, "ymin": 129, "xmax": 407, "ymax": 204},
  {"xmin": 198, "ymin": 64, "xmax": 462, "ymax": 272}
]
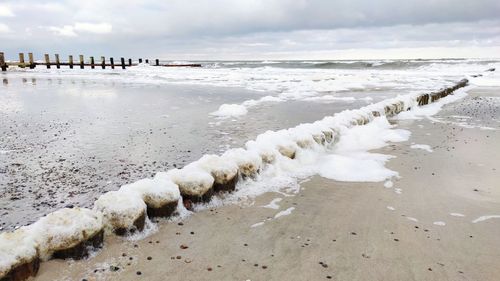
[
  {"xmin": 410, "ymin": 144, "xmax": 433, "ymax": 152},
  {"xmin": 274, "ymin": 207, "xmax": 296, "ymax": 219},
  {"xmin": 262, "ymin": 198, "xmax": 283, "ymax": 209},
  {"xmin": 210, "ymin": 104, "xmax": 248, "ymax": 118},
  {"xmin": 472, "ymin": 215, "xmax": 500, "ymax": 223},
  {"xmin": 317, "ymin": 117, "xmax": 410, "ymax": 182}
]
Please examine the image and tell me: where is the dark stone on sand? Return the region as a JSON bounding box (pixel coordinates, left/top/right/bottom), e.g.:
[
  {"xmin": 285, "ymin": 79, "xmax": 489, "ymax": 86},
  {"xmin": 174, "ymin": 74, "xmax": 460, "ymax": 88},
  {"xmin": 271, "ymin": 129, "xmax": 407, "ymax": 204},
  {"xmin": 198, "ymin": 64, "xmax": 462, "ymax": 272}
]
[
  {"xmin": 114, "ymin": 211, "xmax": 146, "ymax": 236},
  {"xmin": 180, "ymin": 244, "xmax": 189, "ymax": 249},
  {"xmin": 109, "ymin": 266, "xmax": 120, "ymax": 272},
  {"xmin": 0, "ymin": 257, "xmax": 40, "ymax": 281},
  {"xmin": 52, "ymin": 229, "xmax": 104, "ymax": 260},
  {"xmin": 146, "ymin": 201, "xmax": 178, "ymax": 218}
]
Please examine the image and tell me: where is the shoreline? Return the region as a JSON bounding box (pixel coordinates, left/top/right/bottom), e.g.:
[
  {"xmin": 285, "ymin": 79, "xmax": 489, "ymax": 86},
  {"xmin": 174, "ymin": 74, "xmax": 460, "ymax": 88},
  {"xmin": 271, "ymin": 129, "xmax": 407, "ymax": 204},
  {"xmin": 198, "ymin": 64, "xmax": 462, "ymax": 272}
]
[{"xmin": 29, "ymin": 86, "xmax": 500, "ymax": 280}]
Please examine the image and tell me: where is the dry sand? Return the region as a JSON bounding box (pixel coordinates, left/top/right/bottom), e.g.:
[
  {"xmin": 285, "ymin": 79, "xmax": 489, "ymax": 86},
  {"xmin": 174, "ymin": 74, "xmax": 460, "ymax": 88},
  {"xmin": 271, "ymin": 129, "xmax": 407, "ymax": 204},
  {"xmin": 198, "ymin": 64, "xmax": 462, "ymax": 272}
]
[{"xmin": 35, "ymin": 87, "xmax": 500, "ymax": 281}]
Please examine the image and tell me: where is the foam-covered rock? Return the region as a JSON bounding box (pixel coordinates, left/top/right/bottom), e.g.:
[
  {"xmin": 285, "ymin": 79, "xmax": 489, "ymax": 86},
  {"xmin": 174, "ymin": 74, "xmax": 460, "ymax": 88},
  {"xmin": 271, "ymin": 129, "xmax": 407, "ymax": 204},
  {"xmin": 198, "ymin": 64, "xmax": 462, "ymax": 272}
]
[
  {"xmin": 120, "ymin": 177, "xmax": 180, "ymax": 218},
  {"xmin": 277, "ymin": 144, "xmax": 297, "ymax": 159},
  {"xmin": 195, "ymin": 155, "xmax": 239, "ymax": 192},
  {"xmin": 94, "ymin": 191, "xmax": 146, "ymax": 235},
  {"xmin": 28, "ymin": 208, "xmax": 103, "ymax": 260},
  {"xmin": 245, "ymin": 140, "xmax": 278, "ymax": 164},
  {"xmin": 322, "ymin": 129, "xmax": 334, "ymax": 143},
  {"xmin": 222, "ymin": 148, "xmax": 262, "ymax": 177},
  {"xmin": 0, "ymin": 229, "xmax": 39, "ymax": 281},
  {"xmin": 167, "ymin": 167, "xmax": 215, "ymax": 205}
]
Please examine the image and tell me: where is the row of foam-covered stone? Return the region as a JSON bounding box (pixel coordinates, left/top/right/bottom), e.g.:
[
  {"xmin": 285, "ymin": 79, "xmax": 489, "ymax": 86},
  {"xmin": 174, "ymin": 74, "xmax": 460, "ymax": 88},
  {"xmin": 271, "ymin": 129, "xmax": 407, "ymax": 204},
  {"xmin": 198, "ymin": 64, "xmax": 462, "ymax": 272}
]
[{"xmin": 0, "ymin": 78, "xmax": 469, "ymax": 281}]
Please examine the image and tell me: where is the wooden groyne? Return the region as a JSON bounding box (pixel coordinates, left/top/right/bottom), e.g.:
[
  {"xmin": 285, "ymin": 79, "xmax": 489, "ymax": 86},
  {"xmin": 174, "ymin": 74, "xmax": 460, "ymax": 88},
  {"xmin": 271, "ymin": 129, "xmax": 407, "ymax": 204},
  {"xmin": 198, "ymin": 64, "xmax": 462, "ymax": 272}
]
[{"xmin": 0, "ymin": 52, "xmax": 202, "ymax": 71}]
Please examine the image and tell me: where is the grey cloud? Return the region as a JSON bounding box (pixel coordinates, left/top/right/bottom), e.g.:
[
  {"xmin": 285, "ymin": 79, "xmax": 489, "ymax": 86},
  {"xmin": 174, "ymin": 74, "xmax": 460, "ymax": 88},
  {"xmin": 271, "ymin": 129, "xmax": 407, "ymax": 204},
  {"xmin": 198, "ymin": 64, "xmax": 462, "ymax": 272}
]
[{"xmin": 0, "ymin": 0, "xmax": 499, "ymax": 59}]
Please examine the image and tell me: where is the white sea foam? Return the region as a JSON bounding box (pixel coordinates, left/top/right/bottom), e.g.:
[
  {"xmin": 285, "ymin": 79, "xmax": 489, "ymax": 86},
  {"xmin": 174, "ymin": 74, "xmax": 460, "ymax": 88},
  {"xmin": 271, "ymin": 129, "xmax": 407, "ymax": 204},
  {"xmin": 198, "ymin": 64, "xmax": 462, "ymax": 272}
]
[
  {"xmin": 251, "ymin": 222, "xmax": 265, "ymax": 228},
  {"xmin": 262, "ymin": 198, "xmax": 283, "ymax": 209},
  {"xmin": 387, "ymin": 206, "xmax": 395, "ymax": 211},
  {"xmin": 450, "ymin": 213, "xmax": 465, "ymax": 217},
  {"xmin": 472, "ymin": 215, "xmax": 500, "ymax": 223},
  {"xmin": 433, "ymin": 221, "xmax": 446, "ymax": 226},
  {"xmin": 384, "ymin": 180, "xmax": 394, "ymax": 188},
  {"xmin": 410, "ymin": 144, "xmax": 433, "ymax": 152},
  {"xmin": 210, "ymin": 104, "xmax": 248, "ymax": 118},
  {"xmin": 274, "ymin": 207, "xmax": 295, "ymax": 219}
]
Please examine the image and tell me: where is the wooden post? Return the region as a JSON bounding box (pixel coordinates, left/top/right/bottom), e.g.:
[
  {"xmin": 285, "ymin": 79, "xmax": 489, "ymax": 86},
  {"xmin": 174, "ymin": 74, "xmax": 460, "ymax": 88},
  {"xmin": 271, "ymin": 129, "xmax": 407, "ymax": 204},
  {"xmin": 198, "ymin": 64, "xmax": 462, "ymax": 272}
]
[
  {"xmin": 155, "ymin": 59, "xmax": 159, "ymax": 66},
  {"xmin": 44, "ymin": 54, "xmax": 51, "ymax": 69},
  {"xmin": 19, "ymin": 53, "xmax": 25, "ymax": 68},
  {"xmin": 128, "ymin": 58, "xmax": 132, "ymax": 66},
  {"xmin": 79, "ymin": 55, "xmax": 84, "ymax": 69},
  {"xmin": 145, "ymin": 59, "xmax": 149, "ymax": 64},
  {"xmin": 110, "ymin": 57, "xmax": 114, "ymax": 69},
  {"xmin": 101, "ymin": 56, "xmax": 105, "ymax": 69},
  {"xmin": 138, "ymin": 58, "xmax": 143, "ymax": 63},
  {"xmin": 55, "ymin": 54, "xmax": 60, "ymax": 69},
  {"xmin": 28, "ymin": 53, "xmax": 35, "ymax": 69},
  {"xmin": 69, "ymin": 55, "xmax": 73, "ymax": 69},
  {"xmin": 0, "ymin": 52, "xmax": 7, "ymax": 71},
  {"xmin": 121, "ymin": 57, "xmax": 126, "ymax": 69},
  {"xmin": 90, "ymin": 56, "xmax": 95, "ymax": 69}
]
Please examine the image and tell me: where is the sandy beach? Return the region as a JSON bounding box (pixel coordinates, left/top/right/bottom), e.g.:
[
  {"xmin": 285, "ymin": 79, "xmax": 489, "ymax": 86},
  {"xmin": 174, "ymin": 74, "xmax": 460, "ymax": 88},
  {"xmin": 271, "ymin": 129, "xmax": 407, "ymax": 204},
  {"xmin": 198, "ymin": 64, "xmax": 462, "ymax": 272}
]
[
  {"xmin": 30, "ymin": 87, "xmax": 500, "ymax": 281},
  {"xmin": 2, "ymin": 1, "xmax": 500, "ymax": 280}
]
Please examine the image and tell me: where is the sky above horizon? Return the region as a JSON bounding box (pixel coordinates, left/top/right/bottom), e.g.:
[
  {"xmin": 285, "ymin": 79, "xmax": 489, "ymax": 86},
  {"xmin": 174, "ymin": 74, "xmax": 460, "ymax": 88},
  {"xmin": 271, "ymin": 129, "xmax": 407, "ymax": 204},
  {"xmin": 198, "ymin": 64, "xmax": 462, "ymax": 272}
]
[{"xmin": 1, "ymin": 0, "xmax": 499, "ymax": 60}]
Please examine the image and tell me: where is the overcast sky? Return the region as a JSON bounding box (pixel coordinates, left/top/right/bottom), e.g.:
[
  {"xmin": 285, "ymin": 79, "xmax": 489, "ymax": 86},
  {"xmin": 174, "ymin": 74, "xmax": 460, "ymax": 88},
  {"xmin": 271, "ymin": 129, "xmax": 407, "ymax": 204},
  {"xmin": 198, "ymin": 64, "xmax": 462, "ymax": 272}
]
[{"xmin": 1, "ymin": 0, "xmax": 499, "ymax": 60}]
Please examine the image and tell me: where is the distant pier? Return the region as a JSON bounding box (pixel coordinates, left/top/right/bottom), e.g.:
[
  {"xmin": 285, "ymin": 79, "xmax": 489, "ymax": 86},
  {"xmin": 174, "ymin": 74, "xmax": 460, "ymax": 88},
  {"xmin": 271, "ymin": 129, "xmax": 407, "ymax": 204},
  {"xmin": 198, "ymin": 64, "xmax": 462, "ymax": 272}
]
[{"xmin": 0, "ymin": 52, "xmax": 202, "ymax": 71}]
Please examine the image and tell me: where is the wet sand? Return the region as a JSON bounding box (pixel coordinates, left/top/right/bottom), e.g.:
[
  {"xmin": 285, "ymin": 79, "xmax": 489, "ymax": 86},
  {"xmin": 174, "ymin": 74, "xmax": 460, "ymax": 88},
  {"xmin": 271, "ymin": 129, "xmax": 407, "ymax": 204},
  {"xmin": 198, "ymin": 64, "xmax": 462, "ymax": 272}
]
[{"xmin": 33, "ymin": 87, "xmax": 500, "ymax": 281}]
